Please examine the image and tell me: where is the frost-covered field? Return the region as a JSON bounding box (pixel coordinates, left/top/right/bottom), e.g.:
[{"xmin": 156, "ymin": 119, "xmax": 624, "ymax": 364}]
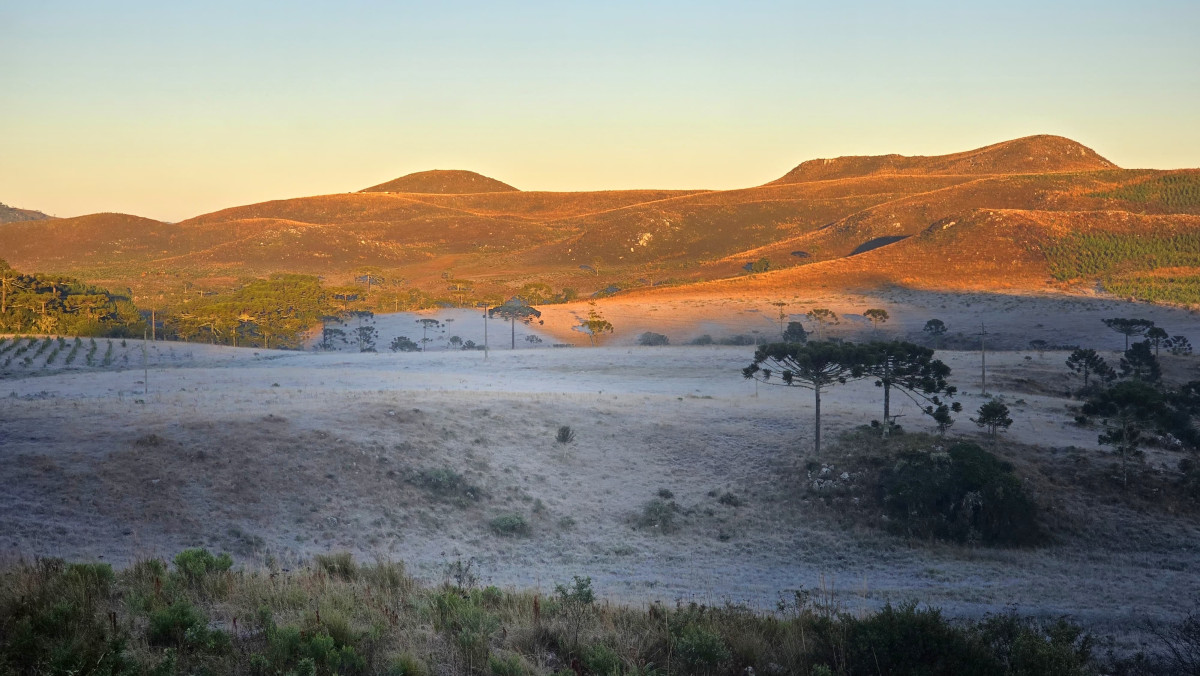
[{"xmin": 2, "ymin": 341, "xmax": 1199, "ymax": 649}]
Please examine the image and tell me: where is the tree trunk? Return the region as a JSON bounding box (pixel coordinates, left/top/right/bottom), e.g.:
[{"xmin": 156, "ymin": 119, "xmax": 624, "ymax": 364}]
[
  {"xmin": 511, "ymin": 318, "xmax": 516, "ymax": 349},
  {"xmin": 814, "ymin": 385, "xmax": 822, "ymax": 457}
]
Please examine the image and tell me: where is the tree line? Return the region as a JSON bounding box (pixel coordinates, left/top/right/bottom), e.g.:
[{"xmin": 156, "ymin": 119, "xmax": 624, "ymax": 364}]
[{"xmin": 0, "ymin": 259, "xmax": 144, "ymax": 336}]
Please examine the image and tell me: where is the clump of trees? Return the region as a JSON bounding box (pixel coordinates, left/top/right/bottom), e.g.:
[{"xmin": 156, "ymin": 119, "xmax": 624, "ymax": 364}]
[
  {"xmin": 744, "ymin": 340, "xmax": 960, "ymax": 455},
  {"xmin": 0, "ymin": 259, "xmax": 145, "ymax": 336},
  {"xmin": 169, "ymin": 274, "xmax": 329, "ymax": 349}
]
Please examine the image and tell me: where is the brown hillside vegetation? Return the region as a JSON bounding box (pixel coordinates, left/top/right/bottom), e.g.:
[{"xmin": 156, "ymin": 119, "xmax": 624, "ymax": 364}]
[
  {"xmin": 769, "ymin": 135, "xmax": 1116, "ymax": 184},
  {"xmin": 2, "ymin": 135, "xmax": 1199, "ymax": 315},
  {"xmin": 0, "ymin": 202, "xmax": 50, "ymax": 224},
  {"xmin": 361, "ymin": 168, "xmax": 519, "ymax": 193}
]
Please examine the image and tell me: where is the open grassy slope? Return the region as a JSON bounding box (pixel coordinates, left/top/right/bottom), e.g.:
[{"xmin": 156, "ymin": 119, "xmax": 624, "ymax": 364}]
[
  {"xmin": 361, "ymin": 168, "xmax": 519, "ymax": 193},
  {"xmin": 3, "ymin": 135, "xmax": 1199, "ymax": 310}
]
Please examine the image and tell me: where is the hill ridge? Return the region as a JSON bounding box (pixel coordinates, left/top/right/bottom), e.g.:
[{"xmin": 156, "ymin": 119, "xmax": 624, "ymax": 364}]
[{"xmin": 361, "ymin": 169, "xmax": 518, "ymax": 194}]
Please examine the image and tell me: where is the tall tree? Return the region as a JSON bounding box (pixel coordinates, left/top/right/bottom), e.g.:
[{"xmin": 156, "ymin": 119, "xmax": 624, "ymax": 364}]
[
  {"xmin": 743, "ymin": 341, "xmax": 870, "ymax": 456},
  {"xmin": 1120, "ymin": 341, "xmax": 1161, "ymax": 383},
  {"xmin": 489, "ymin": 299, "xmax": 543, "ymax": 349},
  {"xmin": 1145, "ymin": 326, "xmax": 1169, "ymax": 356},
  {"xmin": 1102, "ymin": 318, "xmax": 1155, "ymax": 351},
  {"xmin": 416, "ymin": 318, "xmax": 441, "ymax": 351},
  {"xmin": 1082, "ymin": 380, "xmax": 1167, "ymax": 487}
]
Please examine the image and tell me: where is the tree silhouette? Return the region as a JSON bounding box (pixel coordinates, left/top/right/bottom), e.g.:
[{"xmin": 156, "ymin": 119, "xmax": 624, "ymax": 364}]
[
  {"xmin": 1065, "ymin": 348, "xmax": 1115, "ymax": 393},
  {"xmin": 782, "ymin": 321, "xmax": 808, "ymax": 343},
  {"xmin": 489, "ymin": 299, "xmax": 543, "ymax": 349},
  {"xmin": 1120, "ymin": 341, "xmax": 1161, "ymax": 383},
  {"xmin": 1082, "ymin": 380, "xmax": 1166, "ymax": 487},
  {"xmin": 922, "ymin": 319, "xmax": 947, "ymax": 348},
  {"xmin": 416, "ymin": 318, "xmax": 441, "ymax": 351},
  {"xmin": 1102, "ymin": 318, "xmax": 1155, "ymax": 351},
  {"xmin": 1145, "ymin": 326, "xmax": 1169, "ymax": 356},
  {"xmin": 861, "ymin": 341, "xmax": 960, "ymax": 435},
  {"xmin": 743, "ymin": 341, "xmax": 870, "ymax": 456}
]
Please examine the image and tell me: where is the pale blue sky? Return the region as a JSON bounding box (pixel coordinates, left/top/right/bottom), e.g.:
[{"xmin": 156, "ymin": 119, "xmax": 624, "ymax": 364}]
[{"xmin": 2, "ymin": 1, "xmax": 1198, "ymax": 221}]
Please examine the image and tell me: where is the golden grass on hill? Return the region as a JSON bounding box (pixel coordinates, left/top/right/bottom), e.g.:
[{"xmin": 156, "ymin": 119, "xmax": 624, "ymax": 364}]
[{"xmin": 4, "ymin": 135, "xmax": 1200, "ymax": 311}]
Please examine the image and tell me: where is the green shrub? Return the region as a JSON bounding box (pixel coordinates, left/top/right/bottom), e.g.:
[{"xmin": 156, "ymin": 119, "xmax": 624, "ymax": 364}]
[
  {"xmin": 840, "ymin": 602, "xmax": 996, "ymax": 676},
  {"xmin": 314, "ymin": 551, "xmax": 358, "ymax": 581},
  {"xmin": 147, "ymin": 600, "xmax": 230, "ymax": 654},
  {"xmin": 582, "ymin": 643, "xmax": 623, "ymax": 675},
  {"xmin": 387, "ymin": 653, "xmax": 429, "ymax": 676},
  {"xmin": 637, "ymin": 331, "xmax": 670, "ymax": 346},
  {"xmin": 173, "ymin": 548, "xmax": 233, "ymax": 583},
  {"xmin": 879, "ymin": 442, "xmax": 1041, "ymax": 546},
  {"xmin": 489, "ymin": 652, "xmax": 528, "ymax": 676},
  {"xmin": 412, "ymin": 467, "xmax": 481, "ymax": 503},
  {"xmin": 489, "ymin": 513, "xmax": 530, "ymax": 537}
]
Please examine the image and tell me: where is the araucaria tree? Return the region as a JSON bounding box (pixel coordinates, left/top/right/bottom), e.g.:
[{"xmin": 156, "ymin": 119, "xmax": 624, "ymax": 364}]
[
  {"xmin": 489, "ymin": 299, "xmax": 543, "ymax": 349},
  {"xmin": 1120, "ymin": 341, "xmax": 1161, "ymax": 382},
  {"xmin": 1065, "ymin": 348, "xmax": 1115, "ymax": 393},
  {"xmin": 416, "ymin": 318, "xmax": 441, "ymax": 351},
  {"xmin": 743, "ymin": 341, "xmax": 870, "ymax": 456},
  {"xmin": 863, "ymin": 308, "xmax": 889, "ymax": 335},
  {"xmin": 1082, "ymin": 380, "xmax": 1166, "ymax": 487},
  {"xmin": 806, "ymin": 308, "xmax": 839, "ymax": 340},
  {"xmin": 861, "ymin": 341, "xmax": 960, "ymax": 435},
  {"xmin": 1102, "ymin": 318, "xmax": 1155, "ymax": 351}
]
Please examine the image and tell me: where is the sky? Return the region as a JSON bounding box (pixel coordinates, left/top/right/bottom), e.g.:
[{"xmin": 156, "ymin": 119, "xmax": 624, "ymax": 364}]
[{"xmin": 2, "ymin": 1, "xmax": 1199, "ymax": 222}]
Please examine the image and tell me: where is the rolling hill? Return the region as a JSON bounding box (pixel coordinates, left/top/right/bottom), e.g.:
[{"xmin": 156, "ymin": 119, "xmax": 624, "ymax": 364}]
[
  {"xmin": 361, "ymin": 169, "xmax": 519, "ymax": 194},
  {"xmin": 1, "ymin": 135, "xmax": 1198, "ymax": 314}
]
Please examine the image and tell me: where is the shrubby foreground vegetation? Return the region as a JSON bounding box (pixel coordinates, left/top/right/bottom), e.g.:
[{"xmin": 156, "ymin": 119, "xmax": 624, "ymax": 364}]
[{"xmin": 11, "ymin": 547, "xmax": 1198, "ymax": 676}]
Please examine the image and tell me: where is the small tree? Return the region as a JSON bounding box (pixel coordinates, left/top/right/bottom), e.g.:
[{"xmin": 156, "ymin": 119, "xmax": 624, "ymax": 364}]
[
  {"xmin": 1120, "ymin": 341, "xmax": 1161, "ymax": 383},
  {"xmin": 320, "ymin": 326, "xmax": 346, "ymax": 351},
  {"xmin": 972, "ymin": 400, "xmax": 1013, "ymax": 438},
  {"xmin": 1103, "ymin": 318, "xmax": 1155, "ymax": 351},
  {"xmin": 355, "ymin": 325, "xmax": 378, "ymax": 352},
  {"xmin": 805, "ymin": 308, "xmax": 839, "ymax": 340},
  {"xmin": 923, "ymin": 319, "xmax": 947, "ymax": 348},
  {"xmin": 863, "ymin": 308, "xmax": 889, "ymax": 335},
  {"xmin": 1167, "ymin": 335, "xmax": 1193, "ymax": 356},
  {"xmin": 782, "ymin": 321, "xmax": 808, "ymax": 343},
  {"xmin": 448, "ymin": 335, "xmax": 463, "ymax": 349},
  {"xmin": 580, "ymin": 303, "xmax": 613, "ymax": 346},
  {"xmin": 489, "ymin": 299, "xmax": 543, "ymax": 349},
  {"xmin": 744, "ymin": 341, "xmax": 870, "ymax": 456},
  {"xmin": 1065, "ymin": 348, "xmax": 1115, "ymax": 393},
  {"xmin": 744, "ymin": 258, "xmax": 770, "ymax": 274}
]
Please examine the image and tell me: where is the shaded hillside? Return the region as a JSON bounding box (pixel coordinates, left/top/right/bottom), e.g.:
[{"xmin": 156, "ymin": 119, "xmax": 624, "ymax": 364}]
[
  {"xmin": 0, "ymin": 202, "xmax": 50, "ymax": 224},
  {"xmin": 769, "ymin": 135, "xmax": 1116, "ymax": 184},
  {"xmin": 361, "ymin": 169, "xmax": 518, "ymax": 194}
]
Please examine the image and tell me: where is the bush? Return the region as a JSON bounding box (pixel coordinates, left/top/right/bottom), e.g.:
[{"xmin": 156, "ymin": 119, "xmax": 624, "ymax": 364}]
[
  {"xmin": 489, "ymin": 513, "xmax": 530, "ymax": 537},
  {"xmin": 690, "ymin": 334, "xmax": 715, "ymax": 345},
  {"xmin": 390, "ymin": 336, "xmax": 421, "ymax": 352},
  {"xmin": 581, "ymin": 643, "xmax": 622, "ymax": 675},
  {"xmin": 637, "ymin": 331, "xmax": 669, "ymax": 346},
  {"xmin": 839, "ymin": 602, "xmax": 995, "ymax": 676},
  {"xmin": 147, "ymin": 600, "xmax": 230, "ymax": 654},
  {"xmin": 556, "ymin": 425, "xmax": 576, "ymax": 444},
  {"xmin": 315, "ymin": 552, "xmax": 358, "ymax": 581},
  {"xmin": 879, "ymin": 442, "xmax": 1041, "ymax": 546},
  {"xmin": 173, "ymin": 548, "xmax": 232, "ymax": 584},
  {"xmin": 633, "ymin": 498, "xmax": 677, "ymax": 533},
  {"xmin": 674, "ymin": 624, "xmax": 731, "ymax": 672}
]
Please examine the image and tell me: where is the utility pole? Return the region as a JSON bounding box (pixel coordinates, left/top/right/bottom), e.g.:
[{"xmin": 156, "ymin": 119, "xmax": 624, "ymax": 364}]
[
  {"xmin": 142, "ymin": 328, "xmax": 149, "ymax": 397},
  {"xmin": 478, "ymin": 302, "xmax": 489, "ymax": 360},
  {"xmin": 978, "ymin": 323, "xmax": 989, "ymax": 395},
  {"xmin": 150, "ymin": 308, "xmax": 156, "ymax": 341}
]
